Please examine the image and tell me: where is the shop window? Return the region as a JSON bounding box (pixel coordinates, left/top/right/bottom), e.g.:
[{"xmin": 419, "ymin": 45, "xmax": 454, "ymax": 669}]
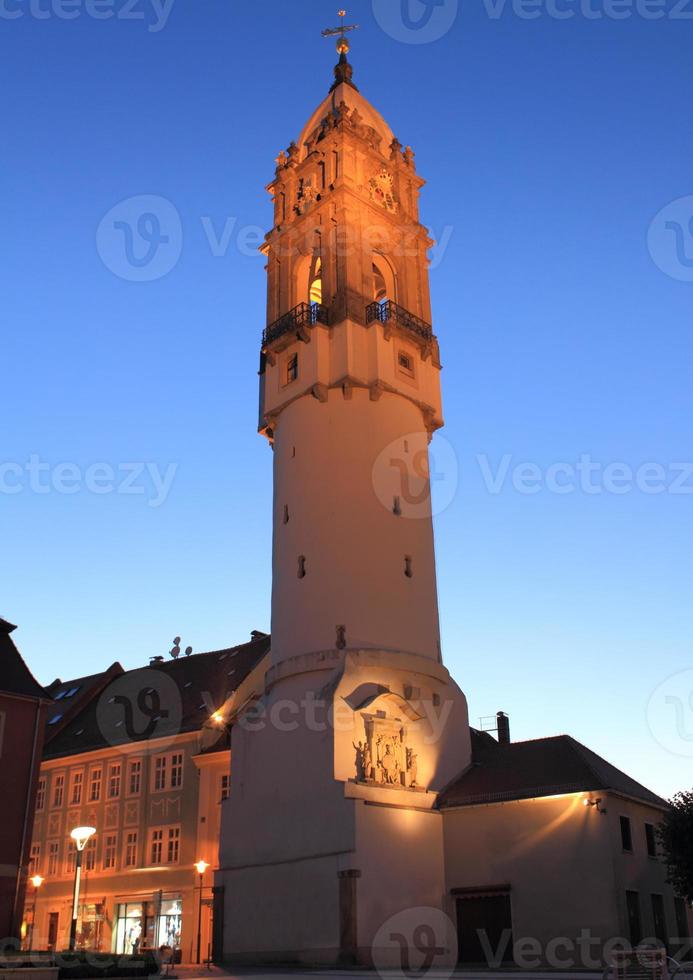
[{"xmin": 114, "ymin": 899, "xmax": 183, "ymax": 956}]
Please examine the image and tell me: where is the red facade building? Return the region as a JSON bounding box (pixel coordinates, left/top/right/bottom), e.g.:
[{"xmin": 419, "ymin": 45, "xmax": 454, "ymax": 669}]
[{"xmin": 0, "ymin": 617, "xmax": 50, "ymax": 942}]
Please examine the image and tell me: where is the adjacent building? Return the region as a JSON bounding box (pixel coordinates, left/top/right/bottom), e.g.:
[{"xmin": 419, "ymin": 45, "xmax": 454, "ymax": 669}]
[
  {"xmin": 0, "ymin": 618, "xmax": 51, "ymax": 943},
  {"xmin": 26, "ymin": 633, "xmax": 269, "ymax": 960}
]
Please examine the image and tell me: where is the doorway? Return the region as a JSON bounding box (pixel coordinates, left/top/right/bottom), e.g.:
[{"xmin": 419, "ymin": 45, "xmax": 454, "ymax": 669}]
[
  {"xmin": 456, "ymin": 891, "xmax": 513, "ymax": 966},
  {"xmin": 47, "ymin": 912, "xmax": 59, "ymax": 950}
]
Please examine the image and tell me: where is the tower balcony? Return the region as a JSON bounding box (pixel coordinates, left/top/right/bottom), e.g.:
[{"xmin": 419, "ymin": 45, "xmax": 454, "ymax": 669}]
[
  {"xmin": 262, "ymin": 301, "xmax": 329, "ymax": 348},
  {"xmin": 365, "ymin": 300, "xmax": 433, "ymax": 342}
]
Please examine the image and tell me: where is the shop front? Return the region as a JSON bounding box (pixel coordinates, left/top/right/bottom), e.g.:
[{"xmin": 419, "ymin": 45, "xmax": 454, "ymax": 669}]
[{"xmin": 113, "ymin": 894, "xmax": 183, "ymax": 960}]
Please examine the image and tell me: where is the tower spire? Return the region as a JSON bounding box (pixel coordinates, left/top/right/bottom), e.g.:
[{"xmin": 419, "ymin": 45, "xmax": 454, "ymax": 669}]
[{"xmin": 321, "ymin": 9, "xmax": 360, "ymax": 91}]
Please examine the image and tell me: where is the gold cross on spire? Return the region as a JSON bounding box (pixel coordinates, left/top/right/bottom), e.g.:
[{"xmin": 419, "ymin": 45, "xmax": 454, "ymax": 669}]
[{"xmin": 322, "ymin": 9, "xmax": 360, "ymax": 54}]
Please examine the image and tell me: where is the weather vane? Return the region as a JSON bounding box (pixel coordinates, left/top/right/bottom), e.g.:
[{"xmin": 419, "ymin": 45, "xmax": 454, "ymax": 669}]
[{"xmin": 322, "ymin": 9, "xmax": 360, "ymax": 54}]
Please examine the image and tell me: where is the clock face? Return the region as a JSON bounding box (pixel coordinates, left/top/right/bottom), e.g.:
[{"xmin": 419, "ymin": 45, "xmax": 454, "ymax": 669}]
[{"xmin": 369, "ymin": 169, "xmax": 399, "ymax": 213}]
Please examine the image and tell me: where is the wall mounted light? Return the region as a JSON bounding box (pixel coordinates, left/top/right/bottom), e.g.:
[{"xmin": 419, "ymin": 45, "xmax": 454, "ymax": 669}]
[{"xmin": 583, "ymin": 797, "xmax": 607, "ymax": 814}]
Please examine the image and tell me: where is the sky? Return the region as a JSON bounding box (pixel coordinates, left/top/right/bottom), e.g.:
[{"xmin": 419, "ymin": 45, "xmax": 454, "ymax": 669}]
[{"xmin": 1, "ymin": 0, "xmax": 691, "ymax": 799}]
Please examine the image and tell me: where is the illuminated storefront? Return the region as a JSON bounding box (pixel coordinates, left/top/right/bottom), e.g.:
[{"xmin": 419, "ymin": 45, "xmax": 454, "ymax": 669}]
[{"xmin": 114, "ymin": 895, "xmax": 182, "ymax": 958}]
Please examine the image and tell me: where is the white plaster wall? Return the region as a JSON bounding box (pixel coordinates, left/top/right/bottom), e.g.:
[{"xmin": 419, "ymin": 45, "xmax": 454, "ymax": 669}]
[{"xmin": 270, "ymin": 388, "xmax": 442, "ymax": 665}]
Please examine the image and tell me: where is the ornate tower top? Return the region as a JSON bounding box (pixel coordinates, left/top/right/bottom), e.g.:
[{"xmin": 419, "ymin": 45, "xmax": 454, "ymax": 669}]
[{"xmin": 322, "ymin": 9, "xmax": 360, "ymax": 91}]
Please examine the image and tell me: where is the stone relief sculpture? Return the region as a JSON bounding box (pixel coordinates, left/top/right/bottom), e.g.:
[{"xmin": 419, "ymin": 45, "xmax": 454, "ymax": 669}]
[{"xmin": 354, "ymin": 713, "xmax": 422, "ymax": 790}]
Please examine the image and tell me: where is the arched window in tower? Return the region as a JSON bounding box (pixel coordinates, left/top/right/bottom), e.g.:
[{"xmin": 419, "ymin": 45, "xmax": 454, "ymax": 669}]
[
  {"xmin": 309, "ymin": 256, "xmax": 323, "ymax": 305},
  {"xmin": 372, "ymin": 255, "xmax": 396, "ymax": 305}
]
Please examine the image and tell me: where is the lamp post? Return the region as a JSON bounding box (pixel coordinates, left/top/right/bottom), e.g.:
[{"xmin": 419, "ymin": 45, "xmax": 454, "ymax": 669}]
[
  {"xmin": 69, "ymin": 827, "xmax": 96, "ymax": 952},
  {"xmin": 194, "ymin": 860, "xmax": 209, "ymax": 965},
  {"xmin": 28, "ymin": 874, "xmax": 44, "ymax": 951}
]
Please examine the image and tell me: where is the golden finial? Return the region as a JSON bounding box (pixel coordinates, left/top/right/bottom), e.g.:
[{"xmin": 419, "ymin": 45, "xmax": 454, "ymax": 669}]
[{"xmin": 322, "ymin": 8, "xmax": 360, "ymax": 55}]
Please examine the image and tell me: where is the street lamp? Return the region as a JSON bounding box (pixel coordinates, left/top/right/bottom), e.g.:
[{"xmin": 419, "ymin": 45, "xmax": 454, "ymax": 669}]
[
  {"xmin": 69, "ymin": 827, "xmax": 96, "ymax": 952},
  {"xmin": 28, "ymin": 874, "xmax": 44, "ymax": 951},
  {"xmin": 194, "ymin": 860, "xmax": 209, "ymax": 965}
]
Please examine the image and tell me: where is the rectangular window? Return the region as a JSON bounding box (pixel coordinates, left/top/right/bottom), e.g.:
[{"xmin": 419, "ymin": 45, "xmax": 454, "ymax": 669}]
[
  {"xmin": 220, "ymin": 774, "xmax": 230, "ymax": 802},
  {"xmin": 127, "ymin": 760, "xmax": 141, "ymax": 796},
  {"xmin": 651, "ymin": 894, "xmax": 667, "ymax": 945},
  {"xmin": 70, "ymin": 770, "xmax": 83, "ymax": 806},
  {"xmin": 154, "ymin": 756, "xmax": 166, "ymax": 791},
  {"xmin": 645, "ymin": 822, "xmax": 657, "ymax": 858},
  {"xmin": 397, "ymin": 350, "xmax": 415, "ymax": 378},
  {"xmin": 47, "ymin": 841, "xmax": 59, "ymax": 876},
  {"xmin": 166, "ymin": 827, "xmax": 180, "ymax": 864},
  {"xmin": 108, "ymin": 762, "xmax": 121, "ymax": 799},
  {"xmin": 84, "ymin": 837, "xmax": 96, "ymax": 872},
  {"xmin": 124, "ymin": 831, "xmax": 138, "ymax": 868},
  {"xmin": 65, "ymin": 840, "xmax": 77, "ymax": 875},
  {"xmin": 620, "ymin": 815, "xmax": 633, "ymax": 852},
  {"xmin": 52, "ymin": 774, "xmax": 65, "ymax": 808},
  {"xmin": 29, "ymin": 843, "xmax": 41, "ymax": 875},
  {"xmin": 150, "ymin": 829, "xmax": 163, "ymax": 865},
  {"xmin": 286, "ymin": 353, "xmax": 298, "ymax": 385},
  {"xmin": 36, "ymin": 777, "xmax": 46, "ymax": 811},
  {"xmin": 170, "ymin": 753, "xmax": 183, "ymax": 789},
  {"xmin": 89, "ymin": 767, "xmax": 102, "ymax": 802},
  {"xmin": 103, "ymin": 833, "xmax": 117, "ymax": 870},
  {"xmin": 626, "ymin": 890, "xmax": 642, "ymax": 947}
]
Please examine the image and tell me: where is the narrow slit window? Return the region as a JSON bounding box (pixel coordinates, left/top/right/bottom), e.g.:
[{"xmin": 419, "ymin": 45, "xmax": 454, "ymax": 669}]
[
  {"xmin": 404, "ymin": 556, "xmax": 413, "ymax": 578},
  {"xmin": 393, "ymin": 496, "xmax": 402, "ymax": 516},
  {"xmin": 398, "ymin": 350, "xmax": 415, "ymax": 378},
  {"xmin": 283, "ymin": 505, "xmax": 290, "ymax": 524},
  {"xmin": 298, "ymin": 555, "xmax": 306, "ymax": 579},
  {"xmin": 286, "ymin": 353, "xmax": 299, "ymax": 384}
]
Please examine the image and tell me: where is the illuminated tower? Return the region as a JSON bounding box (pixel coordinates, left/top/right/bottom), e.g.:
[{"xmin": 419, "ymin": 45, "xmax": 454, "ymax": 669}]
[{"xmin": 217, "ymin": 27, "xmax": 472, "ymax": 966}]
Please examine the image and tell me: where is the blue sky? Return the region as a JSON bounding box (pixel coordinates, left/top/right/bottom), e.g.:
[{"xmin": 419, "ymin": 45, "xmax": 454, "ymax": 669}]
[{"xmin": 1, "ymin": 0, "xmax": 691, "ymax": 798}]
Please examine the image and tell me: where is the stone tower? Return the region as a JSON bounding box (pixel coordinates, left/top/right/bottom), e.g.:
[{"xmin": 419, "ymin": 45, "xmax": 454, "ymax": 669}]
[{"xmin": 217, "ymin": 40, "xmax": 472, "ymax": 966}]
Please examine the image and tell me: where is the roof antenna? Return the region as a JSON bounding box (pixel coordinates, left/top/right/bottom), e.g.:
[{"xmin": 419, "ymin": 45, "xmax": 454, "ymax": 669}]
[
  {"xmin": 170, "ymin": 637, "xmax": 181, "ymax": 659},
  {"xmin": 185, "ymin": 646, "xmax": 193, "ymax": 657}
]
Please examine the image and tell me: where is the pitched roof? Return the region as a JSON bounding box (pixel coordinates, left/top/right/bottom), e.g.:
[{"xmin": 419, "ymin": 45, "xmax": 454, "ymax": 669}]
[
  {"xmin": 0, "ymin": 617, "xmax": 51, "ymax": 700},
  {"xmin": 44, "ymin": 663, "xmax": 124, "ymax": 740},
  {"xmin": 43, "ymin": 632, "xmax": 271, "ymax": 760},
  {"xmin": 438, "ymin": 729, "xmax": 667, "ymax": 810}
]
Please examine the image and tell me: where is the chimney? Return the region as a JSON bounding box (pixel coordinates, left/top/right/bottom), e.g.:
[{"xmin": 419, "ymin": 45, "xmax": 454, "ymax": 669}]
[{"xmin": 497, "ymin": 711, "xmax": 510, "ymax": 745}]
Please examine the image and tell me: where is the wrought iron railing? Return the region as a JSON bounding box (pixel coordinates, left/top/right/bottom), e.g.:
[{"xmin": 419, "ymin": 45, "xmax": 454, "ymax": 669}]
[
  {"xmin": 262, "ymin": 301, "xmax": 328, "ymax": 347},
  {"xmin": 365, "ymin": 300, "xmax": 433, "ymax": 341}
]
